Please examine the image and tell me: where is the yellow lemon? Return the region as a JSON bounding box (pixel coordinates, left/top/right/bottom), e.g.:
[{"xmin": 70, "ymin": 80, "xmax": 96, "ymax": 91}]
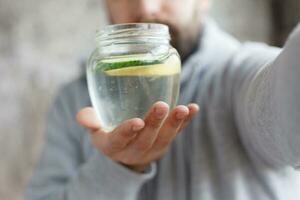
[{"xmin": 105, "ymin": 55, "xmax": 181, "ymax": 76}]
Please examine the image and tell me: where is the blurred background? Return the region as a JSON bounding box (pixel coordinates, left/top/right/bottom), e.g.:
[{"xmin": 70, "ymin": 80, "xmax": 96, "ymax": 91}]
[{"xmin": 0, "ymin": 0, "xmax": 299, "ymax": 199}]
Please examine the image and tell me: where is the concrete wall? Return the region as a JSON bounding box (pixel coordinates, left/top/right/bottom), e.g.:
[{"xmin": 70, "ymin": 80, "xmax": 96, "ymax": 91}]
[
  {"xmin": 0, "ymin": 0, "xmax": 106, "ymax": 199},
  {"xmin": 0, "ymin": 0, "xmax": 298, "ymax": 199},
  {"xmin": 212, "ymin": 0, "xmax": 273, "ymax": 43}
]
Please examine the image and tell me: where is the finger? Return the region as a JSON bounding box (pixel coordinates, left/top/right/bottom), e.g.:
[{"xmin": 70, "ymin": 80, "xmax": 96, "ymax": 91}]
[
  {"xmin": 152, "ymin": 105, "xmax": 189, "ymax": 149},
  {"xmin": 104, "ymin": 118, "xmax": 145, "ymax": 154},
  {"xmin": 127, "ymin": 101, "xmax": 169, "ymax": 151},
  {"xmin": 178, "ymin": 103, "xmax": 199, "ymax": 132},
  {"xmin": 76, "ymin": 107, "xmax": 101, "ymax": 132}
]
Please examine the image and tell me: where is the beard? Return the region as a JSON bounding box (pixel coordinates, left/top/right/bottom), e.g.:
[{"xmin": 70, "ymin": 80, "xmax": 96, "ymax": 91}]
[
  {"xmin": 138, "ymin": 15, "xmax": 202, "ymax": 61},
  {"xmin": 107, "ymin": 9, "xmax": 203, "ymax": 61}
]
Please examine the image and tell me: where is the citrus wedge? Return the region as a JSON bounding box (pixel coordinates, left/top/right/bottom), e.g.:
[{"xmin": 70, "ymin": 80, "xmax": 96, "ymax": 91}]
[{"xmin": 104, "ymin": 55, "xmax": 181, "ymax": 76}]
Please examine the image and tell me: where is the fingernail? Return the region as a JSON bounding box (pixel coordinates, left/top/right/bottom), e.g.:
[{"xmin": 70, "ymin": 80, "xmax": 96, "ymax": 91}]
[
  {"xmin": 190, "ymin": 103, "xmax": 199, "ymax": 110},
  {"xmin": 155, "ymin": 108, "xmax": 166, "ymax": 119},
  {"xmin": 132, "ymin": 124, "xmax": 144, "ymax": 131}
]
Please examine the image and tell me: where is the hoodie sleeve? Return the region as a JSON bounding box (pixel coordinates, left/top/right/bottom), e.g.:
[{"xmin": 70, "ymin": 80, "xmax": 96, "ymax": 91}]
[{"xmin": 234, "ymin": 23, "xmax": 300, "ymax": 169}]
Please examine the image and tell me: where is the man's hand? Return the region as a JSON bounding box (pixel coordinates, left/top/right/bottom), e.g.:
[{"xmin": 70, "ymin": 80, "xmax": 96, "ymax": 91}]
[{"xmin": 76, "ymin": 101, "xmax": 199, "ymax": 173}]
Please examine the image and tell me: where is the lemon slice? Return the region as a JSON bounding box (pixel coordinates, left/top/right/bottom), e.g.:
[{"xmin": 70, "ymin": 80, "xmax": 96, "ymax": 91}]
[{"xmin": 105, "ymin": 55, "xmax": 181, "ymax": 76}]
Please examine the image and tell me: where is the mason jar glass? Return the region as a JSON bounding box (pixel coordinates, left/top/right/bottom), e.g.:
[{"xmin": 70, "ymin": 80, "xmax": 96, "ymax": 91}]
[{"xmin": 86, "ymin": 23, "xmax": 181, "ymax": 132}]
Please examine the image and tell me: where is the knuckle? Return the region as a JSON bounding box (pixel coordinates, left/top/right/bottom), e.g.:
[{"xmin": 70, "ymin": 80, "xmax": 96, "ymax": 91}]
[
  {"xmin": 119, "ymin": 129, "xmax": 133, "ymax": 137},
  {"xmin": 101, "ymin": 142, "xmax": 123, "ymax": 156},
  {"xmin": 110, "ymin": 141, "xmax": 125, "ymax": 151},
  {"xmin": 155, "ymin": 136, "xmax": 172, "ymax": 148},
  {"xmin": 147, "ymin": 117, "xmax": 163, "ymax": 129},
  {"xmin": 113, "ymin": 125, "xmax": 132, "ymax": 137},
  {"xmin": 134, "ymin": 141, "xmax": 152, "ymax": 151},
  {"xmin": 169, "ymin": 118, "xmax": 181, "ymax": 129}
]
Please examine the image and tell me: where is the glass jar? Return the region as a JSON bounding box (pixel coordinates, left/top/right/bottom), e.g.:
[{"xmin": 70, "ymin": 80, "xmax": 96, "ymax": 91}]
[{"xmin": 86, "ymin": 23, "xmax": 181, "ymax": 132}]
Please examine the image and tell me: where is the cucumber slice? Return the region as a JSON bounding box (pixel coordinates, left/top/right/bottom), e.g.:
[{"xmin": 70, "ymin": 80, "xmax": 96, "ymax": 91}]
[{"xmin": 95, "ymin": 59, "xmax": 162, "ymax": 72}]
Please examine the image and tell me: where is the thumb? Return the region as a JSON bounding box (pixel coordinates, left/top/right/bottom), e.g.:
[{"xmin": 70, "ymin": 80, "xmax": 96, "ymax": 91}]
[{"xmin": 76, "ymin": 107, "xmax": 102, "ymax": 132}]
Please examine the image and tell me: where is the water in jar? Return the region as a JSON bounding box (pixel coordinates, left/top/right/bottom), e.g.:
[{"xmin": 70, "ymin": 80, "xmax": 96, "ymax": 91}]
[{"xmin": 87, "ymin": 52, "xmax": 181, "ymax": 132}]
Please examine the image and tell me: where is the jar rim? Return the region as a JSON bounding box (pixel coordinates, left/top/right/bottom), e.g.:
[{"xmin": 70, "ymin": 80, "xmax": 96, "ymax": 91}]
[{"xmin": 96, "ymin": 23, "xmax": 171, "ymax": 46}]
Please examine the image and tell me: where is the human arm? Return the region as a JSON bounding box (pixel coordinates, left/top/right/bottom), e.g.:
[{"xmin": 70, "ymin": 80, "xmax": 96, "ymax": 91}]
[{"xmin": 235, "ymin": 24, "xmax": 300, "ymax": 168}]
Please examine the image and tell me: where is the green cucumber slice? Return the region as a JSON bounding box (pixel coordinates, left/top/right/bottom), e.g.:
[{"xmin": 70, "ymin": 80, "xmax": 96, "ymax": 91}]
[{"xmin": 95, "ymin": 59, "xmax": 162, "ymax": 72}]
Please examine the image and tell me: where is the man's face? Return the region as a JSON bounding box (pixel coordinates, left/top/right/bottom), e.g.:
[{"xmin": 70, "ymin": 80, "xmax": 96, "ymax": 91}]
[{"xmin": 105, "ymin": 0, "xmax": 210, "ymax": 58}]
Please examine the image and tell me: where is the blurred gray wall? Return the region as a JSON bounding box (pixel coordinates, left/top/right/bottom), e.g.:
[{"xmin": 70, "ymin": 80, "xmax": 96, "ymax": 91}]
[
  {"xmin": 0, "ymin": 0, "xmax": 106, "ymax": 199},
  {"xmin": 212, "ymin": 0, "xmax": 273, "ymax": 43},
  {"xmin": 0, "ymin": 0, "xmax": 299, "ymax": 199}
]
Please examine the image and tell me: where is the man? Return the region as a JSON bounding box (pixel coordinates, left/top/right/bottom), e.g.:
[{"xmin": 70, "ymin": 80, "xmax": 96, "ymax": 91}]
[{"xmin": 25, "ymin": 0, "xmax": 300, "ymax": 200}]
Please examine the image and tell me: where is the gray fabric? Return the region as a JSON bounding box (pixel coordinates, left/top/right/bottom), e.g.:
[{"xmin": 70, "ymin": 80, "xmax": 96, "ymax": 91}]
[{"xmin": 25, "ymin": 21, "xmax": 300, "ymax": 200}]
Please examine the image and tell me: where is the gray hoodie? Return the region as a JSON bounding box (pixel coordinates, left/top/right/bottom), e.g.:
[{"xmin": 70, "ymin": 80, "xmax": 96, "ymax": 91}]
[{"xmin": 25, "ymin": 21, "xmax": 300, "ymax": 200}]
